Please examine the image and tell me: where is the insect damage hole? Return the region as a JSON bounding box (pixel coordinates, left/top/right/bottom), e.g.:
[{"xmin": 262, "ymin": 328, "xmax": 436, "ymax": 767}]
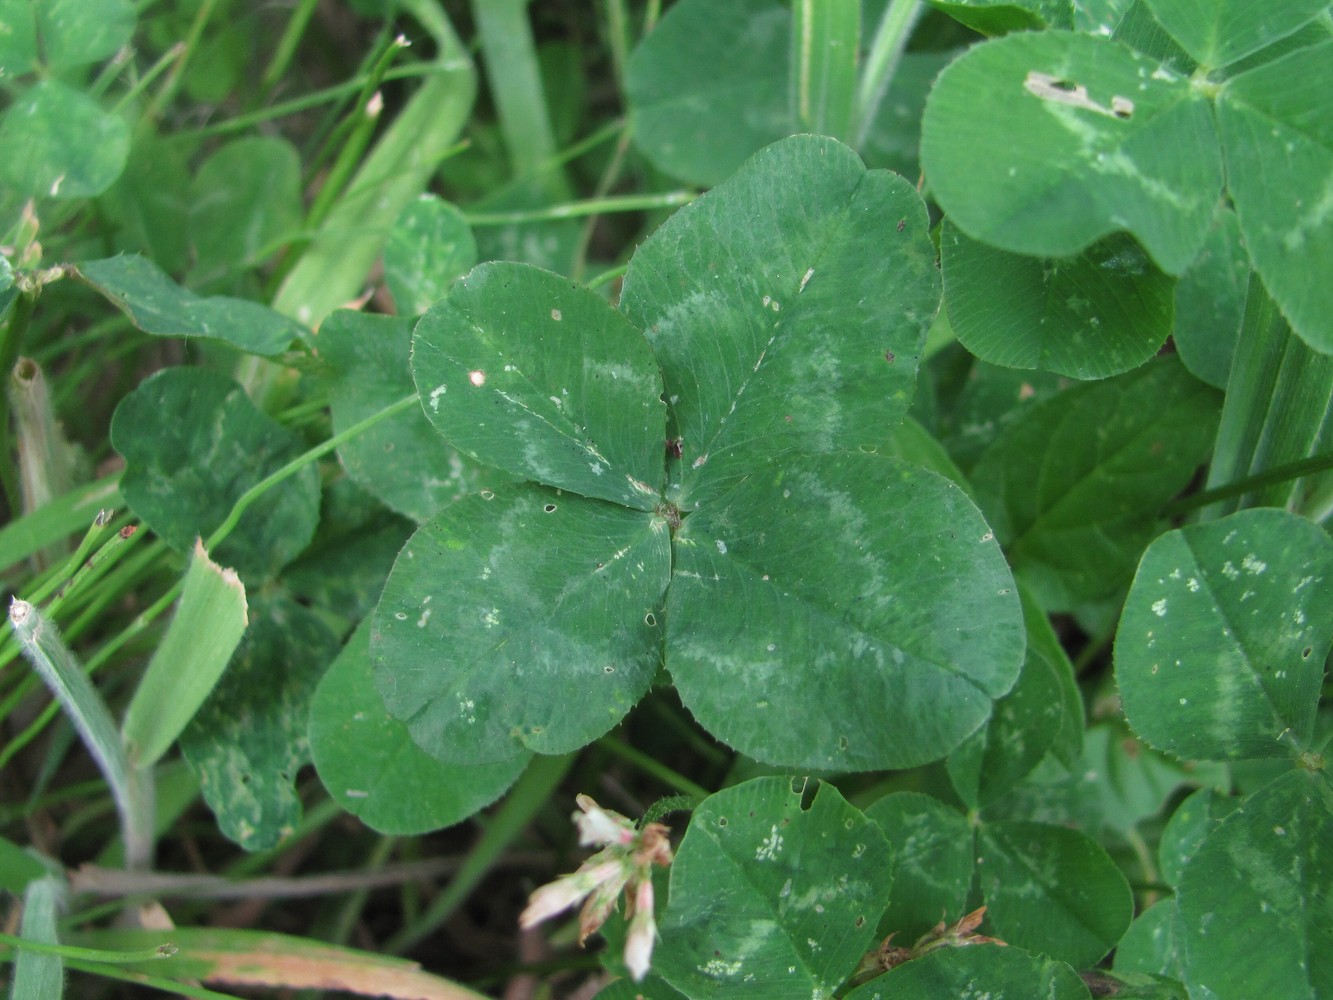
[
  {"xmin": 1024, "ymin": 70, "xmax": 1134, "ymax": 119},
  {"xmin": 543, "ymin": 503, "xmax": 557, "ymax": 513}
]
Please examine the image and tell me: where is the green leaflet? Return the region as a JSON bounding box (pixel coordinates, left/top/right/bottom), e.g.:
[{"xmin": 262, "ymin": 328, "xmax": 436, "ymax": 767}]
[
  {"xmin": 941, "ymin": 221, "xmax": 1174, "ymax": 379},
  {"xmin": 383, "ymin": 194, "xmax": 477, "ymax": 316},
  {"xmin": 373, "ymin": 486, "xmax": 672, "ymax": 764},
  {"xmin": 844, "ymin": 943, "xmax": 1092, "ymax": 999},
  {"xmin": 79, "ymin": 255, "xmax": 306, "ymax": 357},
  {"xmin": 322, "ymin": 309, "xmax": 502, "ymax": 523},
  {"xmin": 373, "ymin": 134, "xmax": 1021, "ymax": 774},
  {"xmin": 621, "ymin": 134, "xmax": 939, "ymax": 509},
  {"xmin": 654, "ymin": 777, "xmax": 893, "ymax": 1000},
  {"xmin": 922, "ymin": 30, "xmax": 1222, "ymax": 275},
  {"xmin": 1115, "ymin": 507, "xmax": 1333, "ymax": 762},
  {"xmin": 864, "ymin": 792, "xmax": 974, "ymax": 942},
  {"xmin": 1217, "ymin": 40, "xmax": 1333, "ymax": 354},
  {"xmin": 971, "ymin": 356, "xmax": 1221, "ymax": 611},
  {"xmin": 309, "ymin": 620, "xmax": 527, "ymax": 835},
  {"xmin": 978, "ymin": 820, "xmax": 1133, "ymax": 968},
  {"xmin": 412, "ymin": 262, "xmax": 666, "ymax": 510},
  {"xmin": 181, "ymin": 597, "xmax": 340, "ymax": 851},
  {"xmin": 1141, "ymin": 0, "xmax": 1328, "ymax": 69},
  {"xmin": 668, "ymin": 453, "xmax": 1022, "ymax": 771},
  {"xmin": 111, "ymin": 367, "xmax": 320, "ymax": 582},
  {"xmin": 1176, "ymin": 770, "xmax": 1333, "ymax": 1000}
]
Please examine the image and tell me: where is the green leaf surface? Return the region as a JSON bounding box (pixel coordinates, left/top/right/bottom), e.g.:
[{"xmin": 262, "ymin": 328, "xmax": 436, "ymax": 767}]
[
  {"xmin": 942, "ymin": 221, "xmax": 1174, "ymax": 379},
  {"xmin": 309, "ymin": 619, "xmax": 527, "ymax": 835},
  {"xmin": 110, "ymin": 366, "xmax": 320, "ymax": 582},
  {"xmin": 937, "ymin": 360, "xmax": 1069, "ymax": 473},
  {"xmin": 103, "ymin": 133, "xmax": 193, "ymax": 275},
  {"xmin": 655, "ymin": 777, "xmax": 893, "ymax": 1000},
  {"xmin": 11, "ymin": 875, "xmax": 64, "ymax": 1000},
  {"xmin": 1173, "ymin": 208, "xmax": 1248, "ymax": 389},
  {"xmin": 1158, "ymin": 786, "xmax": 1239, "ymax": 887},
  {"xmin": 971, "ymin": 357, "xmax": 1220, "ymax": 611},
  {"xmin": 1116, "ymin": 507, "xmax": 1333, "ymax": 762},
  {"xmin": 668, "ymin": 453, "xmax": 1023, "ymax": 770},
  {"xmin": 791, "ymin": 0, "xmax": 859, "ymax": 140},
  {"xmin": 1114, "ymin": 898, "xmax": 1185, "ymax": 980},
  {"xmin": 625, "ymin": 0, "xmax": 789, "ymax": 186},
  {"xmin": 384, "ymin": 194, "xmax": 477, "ymax": 316},
  {"xmin": 0, "ymin": 79, "xmax": 129, "ymax": 200},
  {"xmin": 948, "ymin": 587, "xmax": 1079, "ymax": 807},
  {"xmin": 984, "ymin": 724, "xmax": 1229, "ymax": 839},
  {"xmin": 79, "ymin": 255, "xmax": 305, "ymax": 356},
  {"xmin": 1110, "ymin": 0, "xmax": 1196, "ymax": 73},
  {"xmin": 412, "ymin": 262, "xmax": 666, "ymax": 509},
  {"xmin": 181, "ymin": 597, "xmax": 340, "ymax": 851},
  {"xmin": 0, "ymin": 0, "xmax": 38, "ymax": 75},
  {"xmin": 921, "ymin": 31, "xmax": 1222, "ymax": 275},
  {"xmin": 188, "ymin": 137, "xmax": 302, "ymax": 280},
  {"xmin": 844, "ymin": 942, "xmax": 1092, "ymax": 999},
  {"xmin": 69, "ymin": 925, "xmax": 490, "ymax": 999},
  {"xmin": 1084, "ymin": 969, "xmax": 1189, "ymax": 1000},
  {"xmin": 1217, "ymin": 40, "xmax": 1333, "ymax": 353},
  {"xmin": 321, "ymin": 309, "xmax": 502, "ymax": 522},
  {"xmin": 1176, "ymin": 769, "xmax": 1333, "ymax": 1000},
  {"xmin": 978, "ymin": 819, "xmax": 1134, "ymax": 968},
  {"xmin": 928, "ymin": 0, "xmax": 1073, "ymax": 35},
  {"xmin": 373, "ymin": 485, "xmax": 671, "ymax": 764},
  {"xmin": 0, "ymin": 838, "xmax": 50, "ymax": 897},
  {"xmin": 621, "ymin": 134, "xmax": 940, "ymax": 508},
  {"xmin": 863, "ymin": 791, "xmax": 973, "ymax": 942},
  {"xmin": 121, "ymin": 540, "xmax": 248, "ymax": 769},
  {"xmin": 33, "ymin": 0, "xmax": 135, "ymax": 70},
  {"xmin": 592, "ymin": 976, "xmax": 687, "ymax": 1000},
  {"xmin": 1141, "ymin": 0, "xmax": 1328, "ymax": 68}
]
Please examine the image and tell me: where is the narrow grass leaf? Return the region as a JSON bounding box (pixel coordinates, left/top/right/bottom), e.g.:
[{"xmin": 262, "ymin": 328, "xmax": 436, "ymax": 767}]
[
  {"xmin": 10, "ymin": 875, "xmax": 64, "ymax": 1000},
  {"xmin": 121, "ymin": 539, "xmax": 248, "ymax": 770},
  {"xmin": 7, "ymin": 600, "xmax": 131, "ymax": 831},
  {"xmin": 68, "ymin": 926, "xmax": 490, "ymax": 1000}
]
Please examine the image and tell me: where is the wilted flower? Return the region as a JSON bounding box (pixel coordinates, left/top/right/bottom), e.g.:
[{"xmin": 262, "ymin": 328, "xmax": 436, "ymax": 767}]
[{"xmin": 519, "ymin": 794, "xmax": 674, "ymax": 981}]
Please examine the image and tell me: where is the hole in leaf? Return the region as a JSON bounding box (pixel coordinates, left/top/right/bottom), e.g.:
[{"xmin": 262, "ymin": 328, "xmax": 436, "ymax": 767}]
[{"xmin": 544, "ymin": 504, "xmax": 557, "ymax": 513}]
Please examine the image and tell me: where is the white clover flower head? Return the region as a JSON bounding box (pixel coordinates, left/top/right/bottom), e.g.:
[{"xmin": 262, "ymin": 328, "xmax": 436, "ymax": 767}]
[
  {"xmin": 623, "ymin": 876, "xmax": 658, "ymax": 981},
  {"xmin": 574, "ymin": 793, "xmax": 636, "ymax": 847},
  {"xmin": 520, "ymin": 795, "xmax": 675, "ymax": 982}
]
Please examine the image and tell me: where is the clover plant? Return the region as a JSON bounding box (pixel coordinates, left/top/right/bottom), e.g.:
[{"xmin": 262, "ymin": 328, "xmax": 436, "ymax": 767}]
[{"xmin": 1, "ymin": 1, "xmax": 1331, "ymax": 998}]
